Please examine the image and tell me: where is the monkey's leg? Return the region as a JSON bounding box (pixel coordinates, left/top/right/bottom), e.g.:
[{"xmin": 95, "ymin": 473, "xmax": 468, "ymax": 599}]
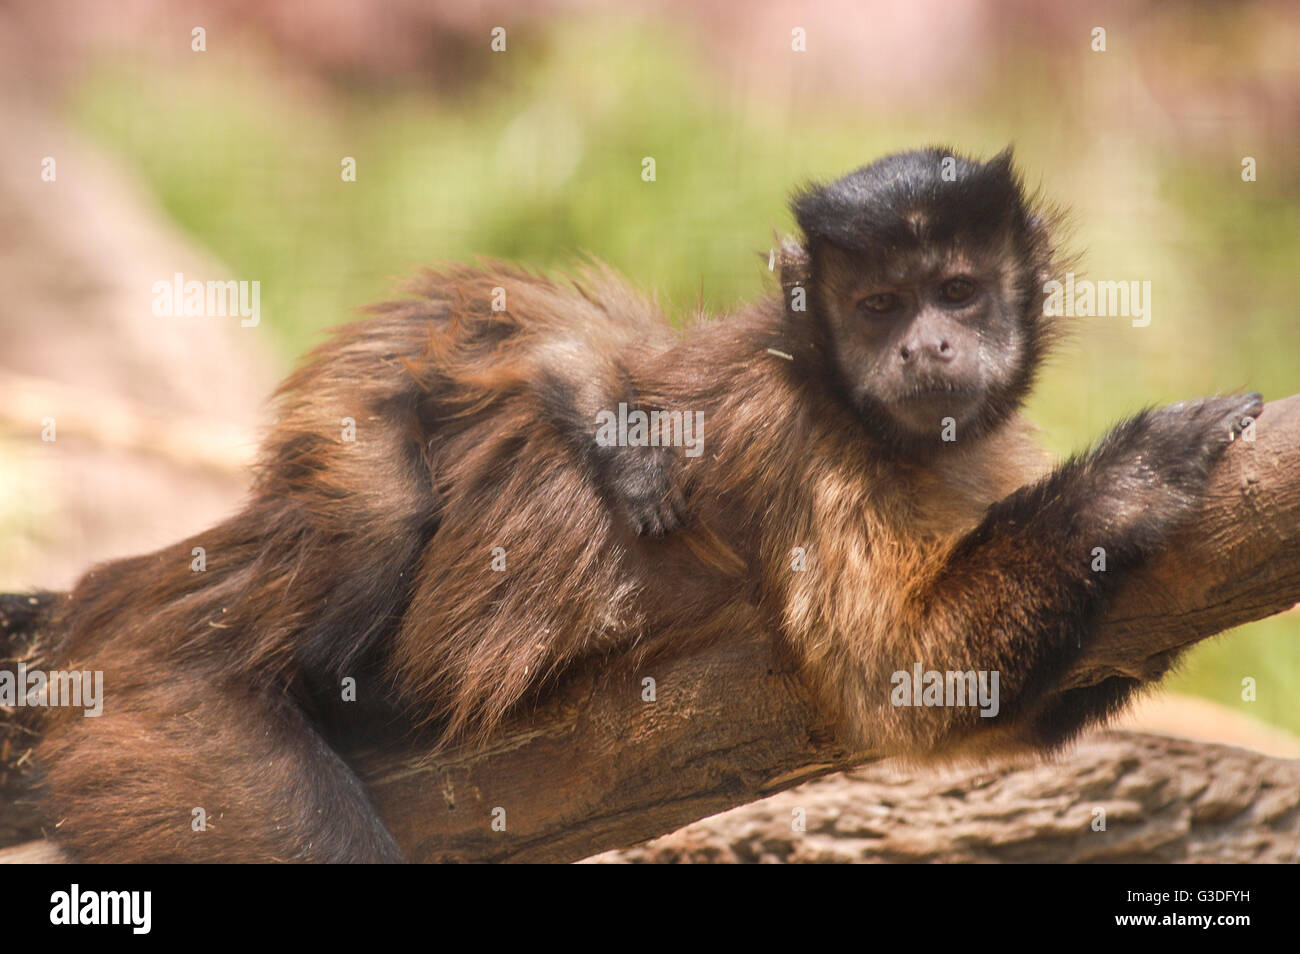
[
  {"xmin": 877, "ymin": 394, "xmax": 1263, "ymax": 753},
  {"xmin": 38, "ymin": 678, "xmax": 401, "ymax": 863}
]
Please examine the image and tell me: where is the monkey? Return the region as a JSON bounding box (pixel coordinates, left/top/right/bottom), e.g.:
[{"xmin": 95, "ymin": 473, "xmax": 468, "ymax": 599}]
[{"xmin": 10, "ymin": 146, "xmax": 1260, "ymax": 863}]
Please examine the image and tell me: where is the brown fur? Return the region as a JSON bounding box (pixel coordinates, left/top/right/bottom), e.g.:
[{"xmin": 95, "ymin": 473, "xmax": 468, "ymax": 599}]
[
  {"xmin": 34, "ymin": 259, "xmax": 1058, "ymax": 858},
  {"xmin": 25, "ymin": 152, "xmax": 1244, "ymax": 861}
]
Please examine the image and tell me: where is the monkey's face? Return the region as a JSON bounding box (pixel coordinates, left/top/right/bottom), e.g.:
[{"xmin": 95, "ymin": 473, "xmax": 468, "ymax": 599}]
[
  {"xmin": 791, "ymin": 146, "xmax": 1056, "ymax": 452},
  {"xmin": 812, "ymin": 241, "xmax": 1034, "ymax": 447}
]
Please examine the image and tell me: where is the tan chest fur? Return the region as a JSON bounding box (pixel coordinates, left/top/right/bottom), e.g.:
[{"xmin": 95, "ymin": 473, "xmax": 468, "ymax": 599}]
[{"xmin": 769, "ymin": 417, "xmax": 1051, "ymax": 736}]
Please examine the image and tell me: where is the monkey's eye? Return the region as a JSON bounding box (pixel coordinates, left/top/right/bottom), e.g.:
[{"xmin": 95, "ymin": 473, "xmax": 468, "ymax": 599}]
[
  {"xmin": 938, "ymin": 278, "xmax": 977, "ymax": 305},
  {"xmin": 858, "ymin": 293, "xmax": 900, "ymax": 315}
]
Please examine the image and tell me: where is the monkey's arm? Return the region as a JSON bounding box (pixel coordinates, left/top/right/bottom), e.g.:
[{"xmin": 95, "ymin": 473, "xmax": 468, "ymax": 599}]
[{"xmin": 890, "ymin": 394, "xmax": 1263, "ymax": 752}]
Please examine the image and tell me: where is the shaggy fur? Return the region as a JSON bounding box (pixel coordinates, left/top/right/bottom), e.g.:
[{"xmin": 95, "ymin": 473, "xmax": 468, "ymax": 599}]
[{"xmin": 16, "ymin": 147, "xmax": 1257, "ymax": 862}]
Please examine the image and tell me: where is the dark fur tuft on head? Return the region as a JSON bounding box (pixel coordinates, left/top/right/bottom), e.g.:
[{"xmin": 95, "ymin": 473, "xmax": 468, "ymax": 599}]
[
  {"xmin": 793, "ymin": 147, "xmax": 1026, "ymax": 253},
  {"xmin": 791, "ymin": 146, "xmax": 1064, "ymax": 300}
]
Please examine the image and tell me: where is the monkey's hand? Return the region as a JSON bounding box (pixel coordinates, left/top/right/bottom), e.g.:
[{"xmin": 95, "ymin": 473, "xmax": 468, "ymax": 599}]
[
  {"xmin": 597, "ymin": 443, "xmax": 686, "ymax": 536},
  {"xmin": 533, "ymin": 369, "xmax": 686, "ymax": 536},
  {"xmin": 1075, "ymin": 392, "xmax": 1262, "ymax": 557}
]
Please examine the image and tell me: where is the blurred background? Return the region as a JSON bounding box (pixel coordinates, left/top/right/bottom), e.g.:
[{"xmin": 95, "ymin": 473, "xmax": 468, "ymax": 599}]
[{"xmin": 0, "ymin": 0, "xmax": 1297, "ymax": 747}]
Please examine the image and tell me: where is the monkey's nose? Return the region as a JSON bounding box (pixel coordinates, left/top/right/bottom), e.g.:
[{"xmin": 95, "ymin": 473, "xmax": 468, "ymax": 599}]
[{"xmin": 899, "ymin": 340, "xmax": 955, "ymax": 364}]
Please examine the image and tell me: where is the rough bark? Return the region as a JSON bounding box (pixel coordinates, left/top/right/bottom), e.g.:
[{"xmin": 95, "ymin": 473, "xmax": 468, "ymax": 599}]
[
  {"xmin": 589, "ymin": 731, "xmax": 1300, "ymax": 864},
  {"xmin": 3, "ymin": 395, "xmax": 1299, "ymax": 862}
]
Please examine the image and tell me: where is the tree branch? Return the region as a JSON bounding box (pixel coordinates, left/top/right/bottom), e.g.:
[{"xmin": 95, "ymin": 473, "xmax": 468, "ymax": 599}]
[{"xmin": 588, "ymin": 730, "xmax": 1300, "ymax": 864}]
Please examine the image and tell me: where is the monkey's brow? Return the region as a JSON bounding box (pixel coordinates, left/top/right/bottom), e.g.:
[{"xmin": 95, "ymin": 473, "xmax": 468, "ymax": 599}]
[{"xmin": 863, "ymin": 248, "xmax": 980, "ymax": 285}]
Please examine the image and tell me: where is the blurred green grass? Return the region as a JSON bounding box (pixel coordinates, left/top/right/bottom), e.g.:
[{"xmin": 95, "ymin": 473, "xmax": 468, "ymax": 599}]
[{"xmin": 63, "ymin": 16, "xmax": 1300, "ymax": 734}]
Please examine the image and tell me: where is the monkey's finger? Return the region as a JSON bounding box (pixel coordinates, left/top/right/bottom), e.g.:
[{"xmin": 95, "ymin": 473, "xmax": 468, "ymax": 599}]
[
  {"xmin": 663, "ymin": 487, "xmax": 688, "ymax": 531},
  {"xmin": 1217, "ymin": 392, "xmax": 1263, "ymax": 440}
]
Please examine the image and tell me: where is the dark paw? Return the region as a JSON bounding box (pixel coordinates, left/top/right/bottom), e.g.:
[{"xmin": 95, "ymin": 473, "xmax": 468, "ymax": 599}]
[
  {"xmin": 627, "ymin": 500, "xmax": 682, "ymax": 536},
  {"xmin": 602, "ymin": 446, "xmax": 685, "ymax": 536},
  {"xmin": 1140, "ymin": 392, "xmax": 1262, "ymax": 489},
  {"xmin": 1088, "ymin": 392, "xmax": 1262, "ymax": 550},
  {"xmin": 624, "ymin": 482, "xmax": 686, "ymax": 536}
]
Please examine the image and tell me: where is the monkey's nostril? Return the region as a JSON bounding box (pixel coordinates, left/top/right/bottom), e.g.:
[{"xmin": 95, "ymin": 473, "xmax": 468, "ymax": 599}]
[
  {"xmin": 899, "ymin": 346, "xmax": 911, "ymax": 361},
  {"xmin": 938, "ymin": 340, "xmax": 951, "ymax": 354}
]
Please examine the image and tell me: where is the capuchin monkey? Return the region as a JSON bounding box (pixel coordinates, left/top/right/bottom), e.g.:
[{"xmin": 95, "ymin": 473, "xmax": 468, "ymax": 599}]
[{"xmin": 16, "ymin": 147, "xmax": 1258, "ymax": 862}]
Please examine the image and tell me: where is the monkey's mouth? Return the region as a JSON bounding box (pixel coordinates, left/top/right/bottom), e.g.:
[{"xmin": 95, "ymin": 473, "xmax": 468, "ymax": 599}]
[
  {"xmin": 887, "ymin": 382, "xmax": 984, "ymax": 433},
  {"xmin": 900, "ymin": 381, "xmax": 978, "ymax": 400}
]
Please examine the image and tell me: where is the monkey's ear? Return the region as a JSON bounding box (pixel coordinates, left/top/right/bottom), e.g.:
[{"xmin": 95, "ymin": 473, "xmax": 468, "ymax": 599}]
[
  {"xmin": 776, "ymin": 235, "xmax": 810, "ymax": 290},
  {"xmin": 790, "ymin": 181, "xmax": 832, "ymax": 245}
]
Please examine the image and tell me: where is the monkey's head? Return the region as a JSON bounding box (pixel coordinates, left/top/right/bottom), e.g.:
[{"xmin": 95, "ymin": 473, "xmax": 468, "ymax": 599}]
[{"xmin": 790, "ymin": 147, "xmax": 1058, "ymax": 453}]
